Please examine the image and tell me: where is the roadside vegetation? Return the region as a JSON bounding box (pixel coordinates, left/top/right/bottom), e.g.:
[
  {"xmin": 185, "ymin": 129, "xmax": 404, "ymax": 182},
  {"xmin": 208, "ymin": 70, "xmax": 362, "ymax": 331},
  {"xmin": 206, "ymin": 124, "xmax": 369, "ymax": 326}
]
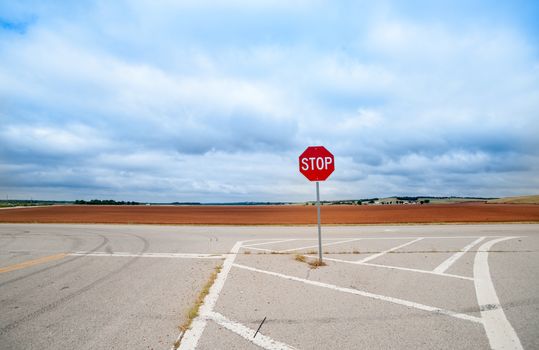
[
  {"xmin": 74, "ymin": 199, "xmax": 141, "ymax": 205},
  {"xmin": 0, "ymin": 200, "xmax": 59, "ymax": 208},
  {"xmin": 294, "ymin": 254, "xmax": 327, "ymax": 269},
  {"xmin": 175, "ymin": 264, "xmax": 222, "ymax": 348}
]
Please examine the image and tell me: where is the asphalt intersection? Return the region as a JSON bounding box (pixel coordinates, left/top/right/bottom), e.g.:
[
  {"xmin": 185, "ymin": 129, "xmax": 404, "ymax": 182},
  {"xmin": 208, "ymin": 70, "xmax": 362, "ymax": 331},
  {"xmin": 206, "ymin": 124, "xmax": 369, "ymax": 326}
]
[
  {"xmin": 181, "ymin": 233, "xmax": 537, "ymax": 350},
  {"xmin": 0, "ymin": 224, "xmax": 537, "ymax": 349}
]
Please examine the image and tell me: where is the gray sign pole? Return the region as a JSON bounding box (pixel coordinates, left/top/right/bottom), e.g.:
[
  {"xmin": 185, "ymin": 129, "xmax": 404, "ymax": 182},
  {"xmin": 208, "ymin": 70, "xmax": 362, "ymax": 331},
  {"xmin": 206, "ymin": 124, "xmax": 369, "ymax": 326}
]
[{"xmin": 316, "ymin": 181, "xmax": 323, "ymax": 262}]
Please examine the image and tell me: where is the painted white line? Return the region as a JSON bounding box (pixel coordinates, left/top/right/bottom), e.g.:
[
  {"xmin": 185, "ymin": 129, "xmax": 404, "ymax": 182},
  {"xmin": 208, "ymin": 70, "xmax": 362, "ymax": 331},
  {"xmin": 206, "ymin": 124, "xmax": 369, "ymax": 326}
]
[
  {"xmin": 207, "ymin": 311, "xmax": 297, "ymax": 350},
  {"xmin": 69, "ymin": 252, "xmax": 225, "ymax": 259},
  {"xmin": 277, "ymin": 238, "xmax": 364, "ymax": 253},
  {"xmin": 242, "ymin": 246, "xmax": 277, "ymax": 253},
  {"xmin": 474, "ymin": 237, "xmax": 523, "ymax": 350},
  {"xmin": 356, "ymin": 237, "xmax": 424, "ymax": 263},
  {"xmin": 341, "ymin": 236, "xmax": 499, "ymax": 239},
  {"xmin": 233, "ymin": 263, "xmax": 482, "ymax": 324},
  {"xmin": 244, "ymin": 236, "xmax": 494, "ymax": 255},
  {"xmin": 242, "ymin": 238, "xmax": 364, "ymax": 253},
  {"xmin": 178, "ymin": 241, "xmax": 243, "ymax": 350},
  {"xmin": 233, "ymin": 236, "xmax": 499, "ymax": 242},
  {"xmin": 242, "ymin": 239, "xmax": 297, "ymax": 248},
  {"xmin": 433, "ymin": 237, "xmax": 485, "ymax": 274},
  {"xmin": 276, "ymin": 236, "xmax": 499, "ymax": 240},
  {"xmin": 310, "ymin": 255, "xmax": 474, "ymax": 281}
]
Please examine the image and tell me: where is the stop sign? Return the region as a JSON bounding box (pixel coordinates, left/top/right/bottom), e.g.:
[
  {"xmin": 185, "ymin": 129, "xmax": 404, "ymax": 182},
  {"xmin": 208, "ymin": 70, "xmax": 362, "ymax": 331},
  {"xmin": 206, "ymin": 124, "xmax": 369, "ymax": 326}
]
[{"xmin": 299, "ymin": 146, "xmax": 335, "ymax": 181}]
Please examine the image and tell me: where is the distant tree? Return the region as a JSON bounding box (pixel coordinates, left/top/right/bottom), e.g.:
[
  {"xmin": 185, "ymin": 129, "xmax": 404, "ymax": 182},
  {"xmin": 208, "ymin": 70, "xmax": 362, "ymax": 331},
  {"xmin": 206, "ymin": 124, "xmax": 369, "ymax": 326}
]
[{"xmin": 74, "ymin": 199, "xmax": 140, "ymax": 205}]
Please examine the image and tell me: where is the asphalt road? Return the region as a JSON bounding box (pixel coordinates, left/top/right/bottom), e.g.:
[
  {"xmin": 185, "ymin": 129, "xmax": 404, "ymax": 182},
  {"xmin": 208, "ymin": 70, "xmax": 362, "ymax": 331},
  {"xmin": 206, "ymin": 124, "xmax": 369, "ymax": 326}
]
[{"xmin": 0, "ymin": 224, "xmax": 538, "ymax": 349}]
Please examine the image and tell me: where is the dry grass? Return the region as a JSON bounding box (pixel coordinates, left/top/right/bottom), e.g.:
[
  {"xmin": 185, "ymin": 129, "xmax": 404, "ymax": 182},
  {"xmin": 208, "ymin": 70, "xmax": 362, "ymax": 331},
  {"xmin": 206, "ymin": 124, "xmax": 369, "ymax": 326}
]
[
  {"xmin": 175, "ymin": 264, "xmax": 222, "ymax": 347},
  {"xmin": 488, "ymin": 195, "xmax": 539, "ymax": 204},
  {"xmin": 293, "ymin": 254, "xmax": 327, "ymax": 269},
  {"xmin": 308, "ymin": 259, "xmax": 327, "ymax": 268},
  {"xmin": 294, "ymin": 254, "xmax": 307, "ymax": 263}
]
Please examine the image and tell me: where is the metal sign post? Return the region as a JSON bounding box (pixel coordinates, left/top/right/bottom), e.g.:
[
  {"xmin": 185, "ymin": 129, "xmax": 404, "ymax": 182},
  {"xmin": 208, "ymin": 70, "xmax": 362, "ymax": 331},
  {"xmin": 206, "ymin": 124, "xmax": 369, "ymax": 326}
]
[
  {"xmin": 316, "ymin": 181, "xmax": 322, "ymax": 262},
  {"xmin": 298, "ymin": 146, "xmax": 335, "ymax": 264}
]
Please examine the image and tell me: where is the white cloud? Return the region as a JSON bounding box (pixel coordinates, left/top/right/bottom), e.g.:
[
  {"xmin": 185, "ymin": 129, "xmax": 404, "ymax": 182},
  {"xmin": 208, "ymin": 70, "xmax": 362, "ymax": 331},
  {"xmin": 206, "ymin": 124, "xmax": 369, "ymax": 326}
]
[
  {"xmin": 0, "ymin": 124, "xmax": 110, "ymax": 155},
  {"xmin": 1, "ymin": 1, "xmax": 538, "ymax": 201}
]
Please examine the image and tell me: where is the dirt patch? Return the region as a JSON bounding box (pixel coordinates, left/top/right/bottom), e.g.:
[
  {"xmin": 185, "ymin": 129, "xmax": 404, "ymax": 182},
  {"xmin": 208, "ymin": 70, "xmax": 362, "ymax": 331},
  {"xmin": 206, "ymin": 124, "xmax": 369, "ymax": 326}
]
[{"xmin": 0, "ymin": 203, "xmax": 538, "ymax": 225}]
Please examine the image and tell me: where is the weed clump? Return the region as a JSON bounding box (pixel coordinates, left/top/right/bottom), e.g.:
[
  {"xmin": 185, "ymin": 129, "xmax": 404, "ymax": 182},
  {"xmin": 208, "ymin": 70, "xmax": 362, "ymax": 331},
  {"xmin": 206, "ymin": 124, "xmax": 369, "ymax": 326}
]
[
  {"xmin": 177, "ymin": 264, "xmax": 222, "ymax": 347},
  {"xmin": 294, "ymin": 254, "xmax": 307, "ymax": 263},
  {"xmin": 308, "ymin": 259, "xmax": 327, "ymax": 269},
  {"xmin": 293, "ymin": 254, "xmax": 327, "ymax": 269}
]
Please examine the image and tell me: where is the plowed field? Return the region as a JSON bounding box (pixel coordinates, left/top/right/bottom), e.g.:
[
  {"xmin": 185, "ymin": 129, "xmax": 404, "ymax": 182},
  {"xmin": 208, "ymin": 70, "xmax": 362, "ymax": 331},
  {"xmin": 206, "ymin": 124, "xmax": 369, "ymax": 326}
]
[{"xmin": 1, "ymin": 203, "xmax": 538, "ymax": 225}]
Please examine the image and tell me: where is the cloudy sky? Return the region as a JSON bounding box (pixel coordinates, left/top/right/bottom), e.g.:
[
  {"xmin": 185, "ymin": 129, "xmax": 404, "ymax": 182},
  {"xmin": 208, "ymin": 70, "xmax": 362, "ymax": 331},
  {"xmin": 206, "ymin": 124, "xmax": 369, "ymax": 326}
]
[{"xmin": 1, "ymin": 1, "xmax": 538, "ymax": 202}]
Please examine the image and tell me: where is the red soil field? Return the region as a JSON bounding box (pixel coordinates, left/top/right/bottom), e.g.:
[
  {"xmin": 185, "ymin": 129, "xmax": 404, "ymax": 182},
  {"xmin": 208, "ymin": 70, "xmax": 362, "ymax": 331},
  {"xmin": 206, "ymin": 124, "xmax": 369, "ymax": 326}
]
[{"xmin": 0, "ymin": 203, "xmax": 538, "ymax": 225}]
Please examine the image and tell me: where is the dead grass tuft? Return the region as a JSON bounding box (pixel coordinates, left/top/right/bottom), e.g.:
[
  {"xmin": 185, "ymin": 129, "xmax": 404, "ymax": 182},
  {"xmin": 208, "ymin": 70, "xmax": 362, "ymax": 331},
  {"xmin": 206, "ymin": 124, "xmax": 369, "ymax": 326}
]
[
  {"xmin": 176, "ymin": 264, "xmax": 222, "ymax": 347},
  {"xmin": 294, "ymin": 254, "xmax": 307, "ymax": 263},
  {"xmin": 308, "ymin": 259, "xmax": 327, "ymax": 269},
  {"xmin": 293, "ymin": 254, "xmax": 327, "ymax": 269}
]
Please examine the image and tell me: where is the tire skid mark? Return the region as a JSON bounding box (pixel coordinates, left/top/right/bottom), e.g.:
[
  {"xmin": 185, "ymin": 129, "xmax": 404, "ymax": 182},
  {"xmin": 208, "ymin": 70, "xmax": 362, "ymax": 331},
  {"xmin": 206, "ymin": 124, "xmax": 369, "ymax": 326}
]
[
  {"xmin": 0, "ymin": 230, "xmax": 150, "ymax": 334},
  {"xmin": 0, "ymin": 231, "xmax": 109, "ymax": 288},
  {"xmin": 0, "ymin": 228, "xmax": 25, "ymax": 249},
  {"xmin": 55, "ymin": 232, "xmax": 84, "ymax": 252}
]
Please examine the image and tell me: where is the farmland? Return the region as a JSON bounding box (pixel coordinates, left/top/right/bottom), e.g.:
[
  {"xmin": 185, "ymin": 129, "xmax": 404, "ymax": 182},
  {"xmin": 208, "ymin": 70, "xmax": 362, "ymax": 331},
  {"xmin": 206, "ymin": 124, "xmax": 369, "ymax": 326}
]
[{"xmin": 0, "ymin": 203, "xmax": 538, "ymax": 225}]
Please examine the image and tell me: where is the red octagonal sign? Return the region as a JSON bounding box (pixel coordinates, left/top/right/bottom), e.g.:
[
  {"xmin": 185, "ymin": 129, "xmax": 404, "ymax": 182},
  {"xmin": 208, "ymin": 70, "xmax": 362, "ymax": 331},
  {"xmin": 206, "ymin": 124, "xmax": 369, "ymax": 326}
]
[{"xmin": 299, "ymin": 146, "xmax": 335, "ymax": 181}]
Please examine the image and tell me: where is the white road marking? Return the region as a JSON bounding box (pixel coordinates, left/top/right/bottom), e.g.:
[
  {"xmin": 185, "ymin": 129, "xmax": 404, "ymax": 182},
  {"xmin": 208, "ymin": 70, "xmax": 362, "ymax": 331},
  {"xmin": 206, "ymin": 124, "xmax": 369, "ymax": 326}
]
[
  {"xmin": 242, "ymin": 246, "xmax": 277, "ymax": 253},
  {"xmin": 242, "ymin": 239, "xmax": 298, "ymax": 248},
  {"xmin": 243, "ymin": 235, "xmax": 495, "ymax": 255},
  {"xmin": 277, "ymin": 238, "xmax": 363, "ymax": 253},
  {"xmin": 233, "ymin": 263, "xmax": 482, "ymax": 324},
  {"xmin": 474, "ymin": 237, "xmax": 523, "ymax": 350},
  {"xmin": 69, "ymin": 252, "xmax": 225, "ymax": 259},
  {"xmin": 178, "ymin": 241, "xmax": 243, "ymax": 350},
  {"xmin": 337, "ymin": 236, "xmax": 496, "ymax": 239},
  {"xmin": 237, "ymin": 236, "xmax": 498, "ymax": 243},
  {"xmin": 356, "ymin": 237, "xmax": 424, "ymax": 263},
  {"xmin": 433, "ymin": 236, "xmax": 485, "ymax": 274},
  {"xmin": 311, "ymin": 255, "xmax": 473, "ymax": 281},
  {"xmin": 242, "ymin": 238, "xmax": 365, "ymax": 253},
  {"xmin": 207, "ymin": 311, "xmax": 297, "ymax": 350}
]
